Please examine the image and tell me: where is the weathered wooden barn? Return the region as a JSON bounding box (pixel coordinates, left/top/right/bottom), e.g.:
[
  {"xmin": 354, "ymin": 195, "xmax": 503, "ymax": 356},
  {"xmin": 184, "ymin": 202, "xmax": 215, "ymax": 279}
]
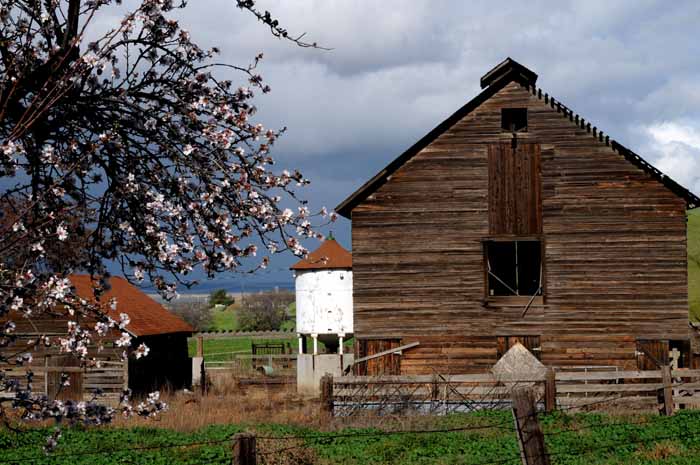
[
  {"xmin": 1, "ymin": 275, "xmax": 193, "ymax": 399},
  {"xmin": 336, "ymin": 58, "xmax": 700, "ymax": 375}
]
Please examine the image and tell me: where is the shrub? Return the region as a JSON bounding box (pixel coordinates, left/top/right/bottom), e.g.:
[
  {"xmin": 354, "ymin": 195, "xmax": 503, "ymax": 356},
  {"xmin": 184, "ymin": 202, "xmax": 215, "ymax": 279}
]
[
  {"xmin": 237, "ymin": 291, "xmax": 295, "ymax": 331},
  {"xmin": 209, "ymin": 289, "xmax": 234, "ymax": 308},
  {"xmin": 168, "ymin": 300, "xmax": 213, "ymax": 331}
]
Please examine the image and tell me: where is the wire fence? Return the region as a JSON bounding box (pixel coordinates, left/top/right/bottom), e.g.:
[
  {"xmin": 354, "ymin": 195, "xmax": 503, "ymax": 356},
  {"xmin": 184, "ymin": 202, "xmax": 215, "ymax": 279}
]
[
  {"xmin": 6, "ymin": 372, "xmax": 700, "ymax": 464},
  {"xmin": 7, "ymin": 394, "xmax": 700, "ymax": 465}
]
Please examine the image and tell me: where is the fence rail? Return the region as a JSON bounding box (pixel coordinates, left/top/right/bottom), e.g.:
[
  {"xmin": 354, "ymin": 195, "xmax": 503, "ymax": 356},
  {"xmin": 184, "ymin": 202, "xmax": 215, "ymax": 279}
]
[
  {"xmin": 328, "ymin": 368, "xmax": 700, "ymax": 416},
  {"xmin": 193, "ymin": 330, "xmax": 297, "ymax": 340},
  {"xmin": 204, "ymin": 354, "xmax": 297, "ymax": 379}
]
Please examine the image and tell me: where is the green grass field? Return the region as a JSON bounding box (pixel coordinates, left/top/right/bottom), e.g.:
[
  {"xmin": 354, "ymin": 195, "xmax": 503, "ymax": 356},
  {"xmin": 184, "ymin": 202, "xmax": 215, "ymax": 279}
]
[
  {"xmin": 187, "ymin": 337, "xmax": 299, "ymax": 361},
  {"xmin": 188, "ymin": 301, "xmax": 299, "ymax": 360},
  {"xmin": 210, "ymin": 305, "xmax": 240, "ymax": 331},
  {"xmin": 689, "ymin": 209, "xmax": 700, "ymax": 321},
  {"xmin": 6, "ymin": 410, "xmax": 700, "ymax": 464}
]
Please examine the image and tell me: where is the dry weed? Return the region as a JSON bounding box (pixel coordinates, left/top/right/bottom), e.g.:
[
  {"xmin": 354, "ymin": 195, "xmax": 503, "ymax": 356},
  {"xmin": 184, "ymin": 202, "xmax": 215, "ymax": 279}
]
[
  {"xmin": 116, "ymin": 378, "xmax": 322, "ymax": 431},
  {"xmin": 638, "ymin": 440, "xmax": 680, "ymax": 460}
]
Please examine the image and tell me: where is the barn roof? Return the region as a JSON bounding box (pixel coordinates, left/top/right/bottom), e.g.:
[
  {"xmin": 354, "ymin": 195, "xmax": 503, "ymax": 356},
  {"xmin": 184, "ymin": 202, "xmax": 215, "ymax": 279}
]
[
  {"xmin": 70, "ymin": 275, "xmax": 193, "ymax": 337},
  {"xmin": 290, "ymin": 238, "xmax": 352, "ymax": 270},
  {"xmin": 336, "ymin": 57, "xmax": 700, "ymax": 218}
]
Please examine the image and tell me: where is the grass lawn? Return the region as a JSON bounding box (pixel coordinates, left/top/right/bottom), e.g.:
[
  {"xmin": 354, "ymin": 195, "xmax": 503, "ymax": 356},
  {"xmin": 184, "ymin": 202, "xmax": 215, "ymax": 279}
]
[
  {"xmin": 187, "ymin": 337, "xmax": 298, "ymax": 361},
  {"xmin": 690, "ymin": 209, "xmax": 700, "ymax": 321},
  {"xmin": 6, "ymin": 410, "xmax": 700, "ymax": 464},
  {"xmin": 189, "ymin": 300, "xmax": 300, "ymax": 360},
  {"xmin": 209, "ymin": 304, "xmax": 240, "ymax": 331}
]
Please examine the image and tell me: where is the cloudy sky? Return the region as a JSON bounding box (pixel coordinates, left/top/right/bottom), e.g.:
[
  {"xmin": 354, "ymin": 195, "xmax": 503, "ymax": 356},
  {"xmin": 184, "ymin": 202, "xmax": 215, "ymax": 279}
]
[{"xmin": 115, "ymin": 1, "xmax": 700, "ymax": 290}]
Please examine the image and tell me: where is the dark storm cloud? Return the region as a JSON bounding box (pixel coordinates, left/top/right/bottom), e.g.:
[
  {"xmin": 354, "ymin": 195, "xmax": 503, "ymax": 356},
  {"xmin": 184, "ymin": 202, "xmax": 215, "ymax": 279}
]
[{"xmin": 92, "ymin": 1, "xmax": 700, "ymax": 285}]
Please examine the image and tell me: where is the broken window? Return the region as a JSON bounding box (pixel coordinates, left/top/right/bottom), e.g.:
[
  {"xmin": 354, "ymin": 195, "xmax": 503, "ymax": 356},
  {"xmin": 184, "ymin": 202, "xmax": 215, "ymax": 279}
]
[
  {"xmin": 485, "ymin": 240, "xmax": 542, "ymax": 297},
  {"xmin": 501, "ymin": 108, "xmax": 528, "ymax": 132}
]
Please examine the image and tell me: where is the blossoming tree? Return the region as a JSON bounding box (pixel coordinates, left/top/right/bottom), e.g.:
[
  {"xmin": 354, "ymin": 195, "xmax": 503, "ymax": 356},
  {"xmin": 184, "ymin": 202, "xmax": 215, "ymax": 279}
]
[{"xmin": 0, "ymin": 0, "xmax": 330, "ymax": 436}]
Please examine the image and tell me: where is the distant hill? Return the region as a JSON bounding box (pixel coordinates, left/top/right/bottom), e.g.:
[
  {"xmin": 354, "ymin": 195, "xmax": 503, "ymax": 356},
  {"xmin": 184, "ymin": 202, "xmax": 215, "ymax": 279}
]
[{"xmin": 690, "ymin": 209, "xmax": 700, "ymax": 321}]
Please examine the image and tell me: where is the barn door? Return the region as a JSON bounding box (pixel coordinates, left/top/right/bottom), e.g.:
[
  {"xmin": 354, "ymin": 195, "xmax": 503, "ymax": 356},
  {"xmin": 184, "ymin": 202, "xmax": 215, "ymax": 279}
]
[
  {"xmin": 46, "ymin": 355, "xmax": 83, "ymax": 401},
  {"xmin": 354, "ymin": 339, "xmax": 401, "ymax": 376},
  {"xmin": 636, "ymin": 339, "xmax": 669, "ymax": 369},
  {"xmin": 488, "ymin": 143, "xmax": 542, "ymax": 235}
]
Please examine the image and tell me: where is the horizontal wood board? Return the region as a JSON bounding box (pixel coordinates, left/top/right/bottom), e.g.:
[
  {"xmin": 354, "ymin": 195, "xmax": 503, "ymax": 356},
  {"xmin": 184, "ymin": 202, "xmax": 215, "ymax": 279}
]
[{"xmin": 351, "ymin": 81, "xmax": 689, "ymax": 374}]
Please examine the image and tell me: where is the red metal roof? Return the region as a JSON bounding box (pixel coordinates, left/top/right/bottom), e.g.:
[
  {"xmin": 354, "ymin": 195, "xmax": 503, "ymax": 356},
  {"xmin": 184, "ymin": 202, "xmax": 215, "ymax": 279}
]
[
  {"xmin": 290, "ymin": 239, "xmax": 352, "ymax": 270},
  {"xmin": 70, "ymin": 275, "xmax": 193, "ymax": 337}
]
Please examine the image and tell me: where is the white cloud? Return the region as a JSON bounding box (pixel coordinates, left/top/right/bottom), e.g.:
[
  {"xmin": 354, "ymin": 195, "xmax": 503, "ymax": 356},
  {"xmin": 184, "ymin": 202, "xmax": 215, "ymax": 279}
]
[{"xmin": 643, "ymin": 121, "xmax": 700, "ymax": 195}]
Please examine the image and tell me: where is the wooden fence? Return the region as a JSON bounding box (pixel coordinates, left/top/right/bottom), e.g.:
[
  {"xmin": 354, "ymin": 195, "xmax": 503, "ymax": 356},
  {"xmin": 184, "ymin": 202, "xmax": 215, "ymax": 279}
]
[
  {"xmin": 326, "ymin": 368, "xmax": 700, "ymax": 416},
  {"xmin": 205, "ymin": 354, "xmax": 297, "ymax": 379},
  {"xmin": 2, "ymin": 359, "xmax": 128, "ymax": 405}
]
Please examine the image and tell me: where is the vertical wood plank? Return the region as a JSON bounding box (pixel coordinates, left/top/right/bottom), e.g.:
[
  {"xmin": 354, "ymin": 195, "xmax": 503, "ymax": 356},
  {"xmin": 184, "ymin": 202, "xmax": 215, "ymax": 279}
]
[
  {"xmin": 320, "ymin": 374, "xmax": 334, "ymax": 416},
  {"xmin": 196, "ymin": 335, "xmax": 204, "ymax": 358},
  {"xmin": 232, "ymin": 433, "xmax": 257, "ymax": 465},
  {"xmin": 544, "ymin": 368, "xmax": 556, "ymax": 413},
  {"xmin": 661, "ymin": 365, "xmax": 674, "ymax": 416}
]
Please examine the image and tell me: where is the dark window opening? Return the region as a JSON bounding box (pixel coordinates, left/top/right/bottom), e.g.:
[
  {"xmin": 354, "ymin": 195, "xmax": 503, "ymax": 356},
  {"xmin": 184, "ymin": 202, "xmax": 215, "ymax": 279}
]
[
  {"xmin": 637, "ymin": 339, "xmax": 692, "ymax": 370},
  {"xmin": 486, "ymin": 240, "xmax": 542, "ymax": 297},
  {"xmin": 670, "ymin": 340, "xmax": 691, "ymax": 368},
  {"xmin": 501, "ymin": 108, "xmax": 528, "ymax": 132}
]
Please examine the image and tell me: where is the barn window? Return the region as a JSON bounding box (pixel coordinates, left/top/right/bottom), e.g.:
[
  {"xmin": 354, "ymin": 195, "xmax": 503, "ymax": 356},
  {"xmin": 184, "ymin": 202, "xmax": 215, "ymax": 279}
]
[
  {"xmin": 485, "ymin": 240, "xmax": 542, "ymax": 297},
  {"xmin": 501, "ymin": 108, "xmax": 527, "ymax": 132}
]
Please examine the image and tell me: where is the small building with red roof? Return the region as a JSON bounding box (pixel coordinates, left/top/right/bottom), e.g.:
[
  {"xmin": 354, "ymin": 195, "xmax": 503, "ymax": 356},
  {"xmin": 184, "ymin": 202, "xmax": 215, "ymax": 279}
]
[
  {"xmin": 292, "ymin": 236, "xmax": 354, "ymax": 395},
  {"xmin": 0, "ymin": 275, "xmax": 193, "ymax": 400},
  {"xmin": 70, "ymin": 275, "xmax": 193, "ymax": 393}
]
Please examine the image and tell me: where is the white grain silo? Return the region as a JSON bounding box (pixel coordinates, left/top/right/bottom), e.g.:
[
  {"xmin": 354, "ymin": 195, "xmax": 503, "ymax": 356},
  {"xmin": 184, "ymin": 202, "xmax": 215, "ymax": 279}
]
[
  {"xmin": 291, "ymin": 236, "xmax": 353, "ymax": 395},
  {"xmin": 291, "ymin": 236, "xmax": 353, "ymax": 354}
]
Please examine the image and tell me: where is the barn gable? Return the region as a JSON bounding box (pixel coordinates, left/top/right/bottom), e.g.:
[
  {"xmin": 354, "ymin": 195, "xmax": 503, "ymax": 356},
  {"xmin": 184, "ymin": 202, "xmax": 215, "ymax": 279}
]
[
  {"xmin": 342, "ymin": 59, "xmax": 696, "ymax": 375},
  {"xmin": 336, "ymin": 57, "xmax": 699, "ymax": 218}
]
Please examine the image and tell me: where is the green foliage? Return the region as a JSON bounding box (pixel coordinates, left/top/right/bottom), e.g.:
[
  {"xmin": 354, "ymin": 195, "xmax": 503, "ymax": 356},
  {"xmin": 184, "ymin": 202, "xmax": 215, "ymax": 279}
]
[
  {"xmin": 0, "ymin": 424, "xmax": 243, "ymax": 465},
  {"xmin": 208, "ymin": 289, "xmax": 234, "ymax": 308},
  {"xmin": 689, "ymin": 209, "xmax": 700, "ymax": 321},
  {"xmin": 210, "ymin": 304, "xmax": 240, "ymax": 331},
  {"xmin": 7, "ymin": 411, "xmax": 700, "ymax": 464},
  {"xmin": 168, "ymin": 300, "xmax": 213, "ymax": 331}
]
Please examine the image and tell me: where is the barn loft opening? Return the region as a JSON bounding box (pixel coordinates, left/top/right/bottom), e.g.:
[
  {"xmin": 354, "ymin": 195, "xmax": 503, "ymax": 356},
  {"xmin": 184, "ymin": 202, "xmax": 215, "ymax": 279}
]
[
  {"xmin": 486, "ymin": 240, "xmax": 541, "ymax": 297},
  {"xmin": 501, "ymin": 108, "xmax": 528, "ymax": 132}
]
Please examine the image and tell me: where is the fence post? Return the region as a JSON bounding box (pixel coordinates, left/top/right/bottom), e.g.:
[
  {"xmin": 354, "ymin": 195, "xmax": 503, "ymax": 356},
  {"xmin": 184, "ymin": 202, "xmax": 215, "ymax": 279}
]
[
  {"xmin": 660, "ymin": 365, "xmax": 674, "ymax": 416},
  {"xmin": 511, "ymin": 386, "xmax": 550, "ymax": 465},
  {"xmin": 200, "ymin": 359, "xmax": 207, "ymax": 396},
  {"xmin": 196, "ymin": 335, "xmax": 204, "ymax": 358},
  {"xmin": 544, "ymin": 368, "xmax": 556, "ymax": 413},
  {"xmin": 232, "ymin": 432, "xmax": 256, "ymax": 465},
  {"xmin": 122, "ymin": 359, "xmax": 129, "ymax": 391},
  {"xmin": 320, "ymin": 374, "xmax": 334, "ymax": 416}
]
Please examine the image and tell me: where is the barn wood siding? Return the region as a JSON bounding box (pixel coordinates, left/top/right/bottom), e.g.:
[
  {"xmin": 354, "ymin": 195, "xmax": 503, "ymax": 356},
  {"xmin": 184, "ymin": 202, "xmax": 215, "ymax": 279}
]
[
  {"xmin": 351, "ymin": 81, "xmax": 688, "ymax": 375},
  {"xmin": 488, "ymin": 143, "xmax": 542, "ymax": 235}
]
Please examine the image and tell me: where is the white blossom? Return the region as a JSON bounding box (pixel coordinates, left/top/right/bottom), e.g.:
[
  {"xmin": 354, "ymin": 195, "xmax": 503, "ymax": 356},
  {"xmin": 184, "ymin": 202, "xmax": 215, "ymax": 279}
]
[
  {"xmin": 56, "ymin": 224, "xmax": 68, "ymax": 241},
  {"xmin": 115, "ymin": 332, "xmax": 132, "ymax": 348},
  {"xmin": 134, "ymin": 343, "xmax": 150, "ymax": 359}
]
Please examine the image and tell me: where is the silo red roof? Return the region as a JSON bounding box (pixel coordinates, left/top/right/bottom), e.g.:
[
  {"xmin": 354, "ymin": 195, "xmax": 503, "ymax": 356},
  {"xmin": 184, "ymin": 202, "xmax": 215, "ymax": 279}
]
[
  {"xmin": 70, "ymin": 275, "xmax": 193, "ymax": 337},
  {"xmin": 290, "ymin": 239, "xmax": 352, "ymax": 270}
]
